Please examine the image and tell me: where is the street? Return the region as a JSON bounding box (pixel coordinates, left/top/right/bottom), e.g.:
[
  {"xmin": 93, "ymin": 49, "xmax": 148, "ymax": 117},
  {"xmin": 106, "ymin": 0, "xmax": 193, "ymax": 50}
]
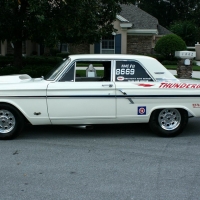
[{"xmin": 1, "ymin": 118, "xmax": 200, "ymax": 200}]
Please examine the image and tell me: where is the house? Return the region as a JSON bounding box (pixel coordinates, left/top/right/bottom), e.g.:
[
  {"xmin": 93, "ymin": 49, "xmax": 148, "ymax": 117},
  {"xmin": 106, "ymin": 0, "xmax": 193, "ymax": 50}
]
[
  {"xmin": 0, "ymin": 4, "xmax": 171, "ymax": 56},
  {"xmin": 69, "ymin": 4, "xmax": 171, "ymax": 55}
]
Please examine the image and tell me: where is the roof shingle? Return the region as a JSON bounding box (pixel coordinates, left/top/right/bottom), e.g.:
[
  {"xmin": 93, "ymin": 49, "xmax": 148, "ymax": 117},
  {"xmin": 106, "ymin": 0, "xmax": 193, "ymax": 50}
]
[{"xmin": 120, "ymin": 4, "xmax": 158, "ymax": 29}]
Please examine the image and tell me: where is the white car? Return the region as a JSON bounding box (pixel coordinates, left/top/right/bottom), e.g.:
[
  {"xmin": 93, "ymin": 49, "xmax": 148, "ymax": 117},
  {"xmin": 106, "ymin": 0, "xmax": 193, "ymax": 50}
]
[{"xmin": 0, "ymin": 54, "xmax": 199, "ymax": 139}]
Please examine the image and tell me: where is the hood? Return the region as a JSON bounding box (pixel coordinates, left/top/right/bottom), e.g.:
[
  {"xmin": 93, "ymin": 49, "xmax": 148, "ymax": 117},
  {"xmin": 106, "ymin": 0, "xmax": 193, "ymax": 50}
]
[{"xmin": 0, "ymin": 74, "xmax": 33, "ymax": 83}]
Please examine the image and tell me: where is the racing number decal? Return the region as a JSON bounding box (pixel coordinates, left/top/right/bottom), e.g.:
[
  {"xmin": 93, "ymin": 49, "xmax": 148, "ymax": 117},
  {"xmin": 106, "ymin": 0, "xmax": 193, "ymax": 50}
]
[
  {"xmin": 116, "ymin": 66, "xmax": 135, "ymax": 76},
  {"xmin": 115, "ymin": 61, "xmax": 153, "ymax": 82}
]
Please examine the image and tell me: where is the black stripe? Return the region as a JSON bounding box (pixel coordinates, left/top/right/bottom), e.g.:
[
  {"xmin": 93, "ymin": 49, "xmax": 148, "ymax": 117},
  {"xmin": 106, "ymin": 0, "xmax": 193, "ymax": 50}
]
[
  {"xmin": 1, "ymin": 95, "xmax": 200, "ymax": 98},
  {"xmin": 0, "ymin": 96, "xmax": 46, "ymax": 98},
  {"xmin": 47, "ymin": 95, "xmax": 200, "ymax": 98}
]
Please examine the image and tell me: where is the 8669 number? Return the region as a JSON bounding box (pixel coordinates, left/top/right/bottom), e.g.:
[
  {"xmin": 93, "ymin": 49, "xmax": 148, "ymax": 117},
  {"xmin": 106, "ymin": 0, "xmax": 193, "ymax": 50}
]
[{"xmin": 116, "ymin": 69, "xmax": 135, "ymax": 75}]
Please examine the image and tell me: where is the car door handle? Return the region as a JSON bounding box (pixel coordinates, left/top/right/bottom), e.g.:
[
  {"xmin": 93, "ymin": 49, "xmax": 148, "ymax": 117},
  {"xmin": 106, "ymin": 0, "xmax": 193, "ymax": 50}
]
[{"xmin": 102, "ymin": 84, "xmax": 113, "ymax": 88}]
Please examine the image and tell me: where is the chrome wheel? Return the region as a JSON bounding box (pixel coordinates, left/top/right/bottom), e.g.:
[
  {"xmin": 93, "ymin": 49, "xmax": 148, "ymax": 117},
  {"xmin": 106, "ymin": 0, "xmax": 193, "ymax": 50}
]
[
  {"xmin": 158, "ymin": 108, "xmax": 181, "ymax": 131},
  {"xmin": 0, "ymin": 109, "xmax": 16, "ymax": 134}
]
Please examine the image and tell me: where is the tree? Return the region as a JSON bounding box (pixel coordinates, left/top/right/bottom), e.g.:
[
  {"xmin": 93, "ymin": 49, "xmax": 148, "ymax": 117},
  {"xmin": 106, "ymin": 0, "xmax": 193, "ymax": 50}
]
[
  {"xmin": 170, "ymin": 21, "xmax": 200, "ymax": 46},
  {"xmin": 154, "ymin": 34, "xmax": 186, "ymax": 60},
  {"xmin": 133, "ymin": 0, "xmax": 200, "ymax": 28},
  {"xmin": 0, "ymin": 0, "xmax": 132, "ymax": 68}
]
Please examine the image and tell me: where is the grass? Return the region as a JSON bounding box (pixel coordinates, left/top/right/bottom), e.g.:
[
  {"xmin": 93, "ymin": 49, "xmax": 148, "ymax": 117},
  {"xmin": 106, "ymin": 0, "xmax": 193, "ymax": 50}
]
[
  {"xmin": 76, "ymin": 70, "xmax": 104, "ymax": 77},
  {"xmin": 76, "ymin": 63, "xmax": 103, "ymax": 67},
  {"xmin": 164, "ymin": 65, "xmax": 200, "ymax": 71}
]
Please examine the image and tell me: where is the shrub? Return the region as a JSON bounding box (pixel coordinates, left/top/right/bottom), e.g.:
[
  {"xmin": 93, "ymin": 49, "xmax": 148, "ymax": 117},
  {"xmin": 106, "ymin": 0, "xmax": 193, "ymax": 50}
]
[
  {"xmin": 170, "ymin": 21, "xmax": 200, "ymax": 46},
  {"xmin": 5, "ymin": 54, "xmax": 14, "ymax": 57},
  {"xmin": 56, "ymin": 53, "xmax": 69, "ymax": 58},
  {"xmin": 0, "ymin": 56, "xmax": 14, "ymax": 67},
  {"xmin": 155, "ymin": 34, "xmax": 186, "ymax": 60},
  {"xmin": 24, "ymin": 56, "xmax": 62, "ymax": 66},
  {"xmin": 147, "ymin": 54, "xmax": 166, "ymax": 62},
  {"xmin": 162, "ymin": 60, "xmax": 178, "ymax": 65},
  {"xmin": 50, "ymin": 49, "xmax": 60, "ymax": 56},
  {"xmin": 20, "ymin": 65, "xmax": 54, "ymax": 77},
  {"xmin": 0, "ymin": 66, "xmax": 19, "ymax": 75},
  {"xmin": 20, "ymin": 68, "xmax": 38, "ymax": 78}
]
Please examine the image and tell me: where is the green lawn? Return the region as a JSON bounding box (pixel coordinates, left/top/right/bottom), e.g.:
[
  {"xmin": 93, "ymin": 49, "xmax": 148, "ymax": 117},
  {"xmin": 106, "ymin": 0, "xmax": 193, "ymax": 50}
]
[
  {"xmin": 164, "ymin": 65, "xmax": 200, "ymax": 71},
  {"xmin": 76, "ymin": 70, "xmax": 104, "ymax": 77}
]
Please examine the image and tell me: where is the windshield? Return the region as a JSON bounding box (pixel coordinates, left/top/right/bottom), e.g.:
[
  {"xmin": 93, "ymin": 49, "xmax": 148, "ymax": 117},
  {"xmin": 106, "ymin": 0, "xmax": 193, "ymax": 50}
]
[{"xmin": 44, "ymin": 58, "xmax": 71, "ymax": 80}]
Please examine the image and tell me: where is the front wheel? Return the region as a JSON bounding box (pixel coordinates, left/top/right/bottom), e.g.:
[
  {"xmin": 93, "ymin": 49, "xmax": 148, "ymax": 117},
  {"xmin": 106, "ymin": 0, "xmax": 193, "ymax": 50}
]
[
  {"xmin": 0, "ymin": 104, "xmax": 25, "ymax": 140},
  {"xmin": 149, "ymin": 108, "xmax": 188, "ymax": 137}
]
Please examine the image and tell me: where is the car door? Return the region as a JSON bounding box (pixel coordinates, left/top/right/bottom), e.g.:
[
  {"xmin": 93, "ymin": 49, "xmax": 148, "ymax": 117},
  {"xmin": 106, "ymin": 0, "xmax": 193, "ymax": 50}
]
[
  {"xmin": 114, "ymin": 60, "xmax": 154, "ymax": 121},
  {"xmin": 47, "ymin": 60, "xmax": 116, "ymax": 124}
]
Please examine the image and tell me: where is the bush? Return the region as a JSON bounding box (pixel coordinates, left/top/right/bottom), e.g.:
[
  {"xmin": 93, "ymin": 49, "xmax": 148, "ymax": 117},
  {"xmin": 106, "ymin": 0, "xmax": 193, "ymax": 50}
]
[
  {"xmin": 0, "ymin": 55, "xmax": 64, "ymax": 77},
  {"xmin": 5, "ymin": 54, "xmax": 14, "ymax": 57},
  {"xmin": 147, "ymin": 54, "xmax": 166, "ymax": 62},
  {"xmin": 20, "ymin": 68, "xmax": 38, "ymax": 77},
  {"xmin": 24, "ymin": 65, "xmax": 53, "ymax": 77},
  {"xmin": 162, "ymin": 60, "xmax": 178, "ymax": 65},
  {"xmin": 56, "ymin": 53, "xmax": 69, "ymax": 58},
  {"xmin": 170, "ymin": 21, "xmax": 200, "ymax": 46},
  {"xmin": 0, "ymin": 66, "xmax": 20, "ymax": 75},
  {"xmin": 50, "ymin": 49, "xmax": 60, "ymax": 56},
  {"xmin": 24, "ymin": 56, "xmax": 62, "ymax": 66},
  {"xmin": 0, "ymin": 56, "xmax": 14, "ymax": 67},
  {"xmin": 155, "ymin": 34, "xmax": 186, "ymax": 60}
]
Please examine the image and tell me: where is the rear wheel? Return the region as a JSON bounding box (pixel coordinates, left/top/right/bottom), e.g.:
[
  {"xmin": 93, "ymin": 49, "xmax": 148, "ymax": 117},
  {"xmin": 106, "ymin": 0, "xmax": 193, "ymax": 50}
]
[
  {"xmin": 149, "ymin": 108, "xmax": 188, "ymax": 137},
  {"xmin": 0, "ymin": 104, "xmax": 24, "ymax": 140}
]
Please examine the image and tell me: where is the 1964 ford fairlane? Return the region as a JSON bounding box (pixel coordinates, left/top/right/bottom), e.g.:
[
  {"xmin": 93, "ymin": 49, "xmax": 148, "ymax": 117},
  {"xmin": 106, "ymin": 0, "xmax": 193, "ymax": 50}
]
[{"xmin": 0, "ymin": 54, "xmax": 199, "ymax": 139}]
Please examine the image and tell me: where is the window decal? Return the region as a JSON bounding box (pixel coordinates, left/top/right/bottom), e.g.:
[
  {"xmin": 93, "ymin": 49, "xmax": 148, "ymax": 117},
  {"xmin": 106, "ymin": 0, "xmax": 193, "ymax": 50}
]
[{"xmin": 115, "ymin": 61, "xmax": 153, "ymax": 82}]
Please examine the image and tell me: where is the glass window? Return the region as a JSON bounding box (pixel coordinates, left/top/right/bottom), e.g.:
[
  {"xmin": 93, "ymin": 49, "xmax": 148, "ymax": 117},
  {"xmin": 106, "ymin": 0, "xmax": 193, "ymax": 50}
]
[
  {"xmin": 75, "ymin": 61, "xmax": 112, "ymax": 82},
  {"xmin": 44, "ymin": 58, "xmax": 71, "ymax": 80},
  {"xmin": 58, "ymin": 43, "xmax": 68, "ymax": 52},
  {"xmin": 59, "ymin": 63, "xmax": 75, "ymax": 82},
  {"xmin": 115, "ymin": 61, "xmax": 153, "ymax": 82},
  {"xmin": 101, "ymin": 36, "xmax": 115, "ymax": 54}
]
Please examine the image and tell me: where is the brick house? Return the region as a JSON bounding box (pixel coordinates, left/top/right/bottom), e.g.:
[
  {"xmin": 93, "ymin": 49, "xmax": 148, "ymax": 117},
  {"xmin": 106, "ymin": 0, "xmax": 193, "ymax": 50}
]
[{"xmin": 0, "ymin": 4, "xmax": 171, "ymax": 56}]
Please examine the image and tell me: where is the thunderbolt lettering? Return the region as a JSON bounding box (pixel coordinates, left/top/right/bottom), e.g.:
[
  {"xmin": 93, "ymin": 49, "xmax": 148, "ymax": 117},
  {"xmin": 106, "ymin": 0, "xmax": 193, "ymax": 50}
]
[{"xmin": 159, "ymin": 83, "xmax": 200, "ymax": 89}]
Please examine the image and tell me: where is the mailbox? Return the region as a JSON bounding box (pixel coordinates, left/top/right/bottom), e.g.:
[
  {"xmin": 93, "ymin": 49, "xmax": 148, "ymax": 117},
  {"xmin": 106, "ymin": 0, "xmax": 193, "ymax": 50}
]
[{"xmin": 175, "ymin": 51, "xmax": 196, "ymax": 59}]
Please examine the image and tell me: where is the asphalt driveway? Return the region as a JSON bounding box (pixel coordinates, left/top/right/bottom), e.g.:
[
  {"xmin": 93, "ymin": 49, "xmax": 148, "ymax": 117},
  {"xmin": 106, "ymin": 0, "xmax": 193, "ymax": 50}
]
[{"xmin": 0, "ymin": 118, "xmax": 200, "ymax": 200}]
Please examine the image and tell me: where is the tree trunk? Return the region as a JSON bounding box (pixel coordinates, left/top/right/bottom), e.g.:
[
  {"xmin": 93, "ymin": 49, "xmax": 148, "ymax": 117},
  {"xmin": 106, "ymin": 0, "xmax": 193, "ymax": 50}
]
[{"xmin": 13, "ymin": 40, "xmax": 23, "ymax": 69}]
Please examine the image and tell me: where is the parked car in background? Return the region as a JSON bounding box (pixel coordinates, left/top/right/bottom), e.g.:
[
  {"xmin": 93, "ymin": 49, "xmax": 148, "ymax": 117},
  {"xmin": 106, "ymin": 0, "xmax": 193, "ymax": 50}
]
[{"xmin": 0, "ymin": 54, "xmax": 200, "ymax": 139}]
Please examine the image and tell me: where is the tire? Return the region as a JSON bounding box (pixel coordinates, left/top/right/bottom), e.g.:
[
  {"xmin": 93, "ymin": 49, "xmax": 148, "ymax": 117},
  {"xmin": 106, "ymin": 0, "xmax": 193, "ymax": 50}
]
[
  {"xmin": 0, "ymin": 104, "xmax": 25, "ymax": 140},
  {"xmin": 149, "ymin": 108, "xmax": 188, "ymax": 137}
]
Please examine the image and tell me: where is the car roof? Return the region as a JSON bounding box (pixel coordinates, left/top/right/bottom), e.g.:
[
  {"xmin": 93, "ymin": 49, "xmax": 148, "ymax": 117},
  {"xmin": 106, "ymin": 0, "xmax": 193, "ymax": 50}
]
[
  {"xmin": 68, "ymin": 54, "xmax": 177, "ymax": 81},
  {"xmin": 68, "ymin": 54, "xmax": 153, "ymax": 61}
]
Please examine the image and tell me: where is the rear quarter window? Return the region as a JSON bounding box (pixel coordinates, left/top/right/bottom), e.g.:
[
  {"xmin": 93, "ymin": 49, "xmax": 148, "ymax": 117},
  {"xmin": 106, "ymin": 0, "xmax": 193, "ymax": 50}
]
[{"xmin": 115, "ymin": 61, "xmax": 153, "ymax": 82}]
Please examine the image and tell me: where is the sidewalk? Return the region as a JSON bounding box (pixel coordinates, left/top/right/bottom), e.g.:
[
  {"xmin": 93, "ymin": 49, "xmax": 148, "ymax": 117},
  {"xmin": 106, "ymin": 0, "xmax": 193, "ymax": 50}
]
[{"xmin": 169, "ymin": 70, "xmax": 200, "ymax": 79}]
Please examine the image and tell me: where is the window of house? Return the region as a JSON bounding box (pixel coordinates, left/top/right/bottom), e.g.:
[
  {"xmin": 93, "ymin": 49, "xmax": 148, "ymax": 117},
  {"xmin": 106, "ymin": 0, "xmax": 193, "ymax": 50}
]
[
  {"xmin": 101, "ymin": 36, "xmax": 115, "ymax": 54},
  {"xmin": 115, "ymin": 61, "xmax": 153, "ymax": 82},
  {"xmin": 58, "ymin": 43, "xmax": 68, "ymax": 53}
]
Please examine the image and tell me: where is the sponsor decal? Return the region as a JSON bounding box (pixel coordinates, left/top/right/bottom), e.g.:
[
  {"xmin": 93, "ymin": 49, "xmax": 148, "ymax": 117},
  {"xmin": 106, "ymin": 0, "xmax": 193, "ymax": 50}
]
[
  {"xmin": 138, "ymin": 106, "xmax": 146, "ymax": 115},
  {"xmin": 117, "ymin": 76, "xmax": 124, "ymax": 81},
  {"xmin": 137, "ymin": 83, "xmax": 154, "ymax": 87},
  {"xmin": 159, "ymin": 83, "xmax": 200, "ymax": 89},
  {"xmin": 193, "ymin": 104, "xmax": 200, "ymax": 108}
]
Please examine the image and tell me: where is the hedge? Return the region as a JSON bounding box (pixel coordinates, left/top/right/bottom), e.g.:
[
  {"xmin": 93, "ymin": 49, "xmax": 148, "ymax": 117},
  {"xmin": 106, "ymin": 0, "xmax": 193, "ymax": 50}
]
[{"xmin": 0, "ymin": 55, "xmax": 63, "ymax": 77}]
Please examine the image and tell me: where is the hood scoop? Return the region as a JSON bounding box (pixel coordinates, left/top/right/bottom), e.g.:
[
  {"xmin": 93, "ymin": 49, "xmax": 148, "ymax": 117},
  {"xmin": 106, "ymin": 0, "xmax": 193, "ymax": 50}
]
[{"xmin": 0, "ymin": 74, "xmax": 32, "ymax": 83}]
